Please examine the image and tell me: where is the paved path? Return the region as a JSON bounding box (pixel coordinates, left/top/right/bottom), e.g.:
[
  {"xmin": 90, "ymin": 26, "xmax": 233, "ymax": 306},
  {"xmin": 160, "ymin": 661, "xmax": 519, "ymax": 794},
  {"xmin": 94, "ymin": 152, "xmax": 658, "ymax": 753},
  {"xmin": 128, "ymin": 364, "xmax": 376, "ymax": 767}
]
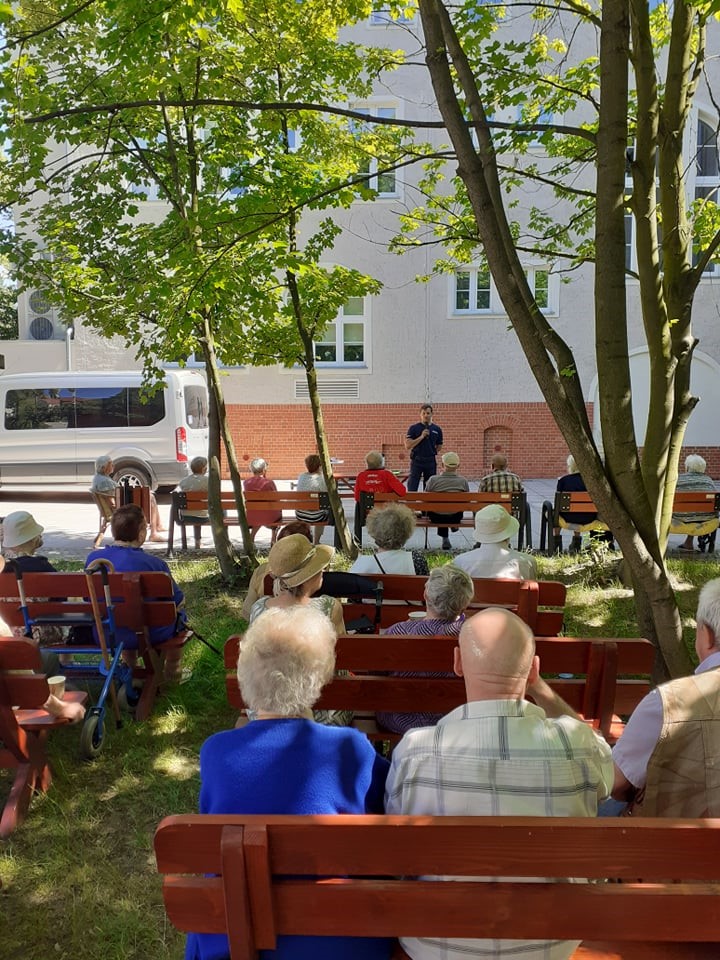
[{"xmin": 0, "ymin": 478, "xmax": 695, "ymax": 561}]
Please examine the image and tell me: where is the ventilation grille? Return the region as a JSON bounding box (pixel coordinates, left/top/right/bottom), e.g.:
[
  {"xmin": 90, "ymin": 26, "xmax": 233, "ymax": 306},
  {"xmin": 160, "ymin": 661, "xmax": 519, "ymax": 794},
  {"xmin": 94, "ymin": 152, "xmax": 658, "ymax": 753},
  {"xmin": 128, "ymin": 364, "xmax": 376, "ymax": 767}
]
[{"xmin": 294, "ymin": 378, "xmax": 360, "ymax": 401}]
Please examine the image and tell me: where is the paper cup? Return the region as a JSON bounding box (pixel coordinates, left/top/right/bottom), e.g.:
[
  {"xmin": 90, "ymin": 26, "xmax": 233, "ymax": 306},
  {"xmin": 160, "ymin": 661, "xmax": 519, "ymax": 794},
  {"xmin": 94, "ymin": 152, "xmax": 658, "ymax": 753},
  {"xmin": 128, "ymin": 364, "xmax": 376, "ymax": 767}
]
[
  {"xmin": 408, "ymin": 611, "xmax": 426, "ymax": 620},
  {"xmin": 48, "ymin": 675, "xmax": 66, "ymax": 700}
]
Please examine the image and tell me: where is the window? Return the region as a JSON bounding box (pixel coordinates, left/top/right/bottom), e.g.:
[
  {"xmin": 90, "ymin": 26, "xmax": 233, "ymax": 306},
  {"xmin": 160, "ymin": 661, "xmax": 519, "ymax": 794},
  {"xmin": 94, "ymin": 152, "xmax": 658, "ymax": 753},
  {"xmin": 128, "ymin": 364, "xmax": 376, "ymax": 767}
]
[
  {"xmin": 354, "ymin": 105, "xmax": 398, "ymax": 197},
  {"xmin": 369, "ymin": 7, "xmax": 414, "ymax": 25},
  {"xmin": 184, "ymin": 386, "xmax": 209, "ymax": 429},
  {"xmin": 694, "ymin": 118, "xmax": 720, "ymax": 276},
  {"xmin": 452, "ymin": 264, "xmax": 556, "ymax": 316},
  {"xmin": 5, "ymin": 387, "xmax": 166, "ymax": 430},
  {"xmin": 314, "ymin": 296, "xmax": 368, "ymax": 366}
]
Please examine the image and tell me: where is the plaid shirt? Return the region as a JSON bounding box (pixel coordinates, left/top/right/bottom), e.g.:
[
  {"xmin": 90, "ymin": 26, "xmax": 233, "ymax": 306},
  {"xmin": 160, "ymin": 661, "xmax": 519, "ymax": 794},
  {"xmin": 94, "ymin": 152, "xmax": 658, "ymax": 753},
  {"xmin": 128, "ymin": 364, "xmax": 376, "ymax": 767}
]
[
  {"xmin": 479, "ymin": 470, "xmax": 524, "ymax": 493},
  {"xmin": 385, "ymin": 699, "xmax": 613, "ymax": 960}
]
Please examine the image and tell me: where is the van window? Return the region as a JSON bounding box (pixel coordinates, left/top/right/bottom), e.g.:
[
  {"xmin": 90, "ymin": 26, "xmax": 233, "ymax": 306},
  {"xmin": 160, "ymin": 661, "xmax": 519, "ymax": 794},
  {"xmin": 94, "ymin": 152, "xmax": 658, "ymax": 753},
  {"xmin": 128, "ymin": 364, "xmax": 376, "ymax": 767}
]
[
  {"xmin": 5, "ymin": 387, "xmax": 165, "ymax": 430},
  {"xmin": 184, "ymin": 385, "xmax": 208, "ymax": 429},
  {"xmin": 75, "ymin": 387, "xmax": 165, "ymax": 428},
  {"xmin": 5, "ymin": 389, "xmax": 75, "ymax": 430}
]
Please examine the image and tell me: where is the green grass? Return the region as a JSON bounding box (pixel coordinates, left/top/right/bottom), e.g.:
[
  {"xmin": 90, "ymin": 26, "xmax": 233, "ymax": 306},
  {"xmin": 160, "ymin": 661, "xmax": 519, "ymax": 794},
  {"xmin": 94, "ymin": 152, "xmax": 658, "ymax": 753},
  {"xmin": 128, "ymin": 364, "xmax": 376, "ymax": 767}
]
[{"xmin": 1, "ymin": 551, "xmax": 718, "ymax": 958}]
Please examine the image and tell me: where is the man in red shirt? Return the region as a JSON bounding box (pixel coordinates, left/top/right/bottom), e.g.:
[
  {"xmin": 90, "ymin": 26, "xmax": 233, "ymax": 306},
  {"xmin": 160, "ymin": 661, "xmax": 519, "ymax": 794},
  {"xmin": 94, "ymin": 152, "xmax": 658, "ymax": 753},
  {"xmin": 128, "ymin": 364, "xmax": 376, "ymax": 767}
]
[{"xmin": 354, "ymin": 451, "xmax": 407, "ymax": 501}]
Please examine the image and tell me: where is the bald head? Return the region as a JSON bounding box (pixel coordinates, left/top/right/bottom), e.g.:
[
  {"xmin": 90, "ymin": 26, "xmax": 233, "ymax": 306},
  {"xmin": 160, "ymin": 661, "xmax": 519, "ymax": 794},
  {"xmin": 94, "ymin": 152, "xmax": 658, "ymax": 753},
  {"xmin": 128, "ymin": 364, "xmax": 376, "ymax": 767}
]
[
  {"xmin": 455, "ymin": 608, "xmax": 537, "ymax": 700},
  {"xmin": 492, "ymin": 454, "xmax": 507, "ymax": 471}
]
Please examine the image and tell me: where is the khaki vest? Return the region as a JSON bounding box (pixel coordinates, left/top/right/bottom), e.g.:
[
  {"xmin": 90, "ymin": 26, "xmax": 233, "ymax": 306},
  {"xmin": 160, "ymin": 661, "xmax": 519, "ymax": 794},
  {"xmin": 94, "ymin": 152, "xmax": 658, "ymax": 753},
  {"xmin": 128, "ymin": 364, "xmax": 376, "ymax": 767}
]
[{"xmin": 636, "ymin": 668, "xmax": 720, "ymax": 817}]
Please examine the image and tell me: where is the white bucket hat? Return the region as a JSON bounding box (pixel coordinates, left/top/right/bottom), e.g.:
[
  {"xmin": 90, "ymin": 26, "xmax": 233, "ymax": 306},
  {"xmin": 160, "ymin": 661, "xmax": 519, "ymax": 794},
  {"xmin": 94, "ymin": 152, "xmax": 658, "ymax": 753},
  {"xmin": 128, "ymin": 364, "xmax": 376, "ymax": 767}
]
[
  {"xmin": 474, "ymin": 504, "xmax": 519, "ymax": 543},
  {"xmin": 2, "ymin": 511, "xmax": 44, "ymax": 549}
]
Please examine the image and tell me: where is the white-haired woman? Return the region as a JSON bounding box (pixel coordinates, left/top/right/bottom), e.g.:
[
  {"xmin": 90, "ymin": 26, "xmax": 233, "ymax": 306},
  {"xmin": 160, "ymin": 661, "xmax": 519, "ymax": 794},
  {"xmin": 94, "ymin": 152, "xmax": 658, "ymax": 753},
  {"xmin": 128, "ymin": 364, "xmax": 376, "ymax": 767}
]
[
  {"xmin": 350, "ymin": 501, "xmax": 428, "ymax": 575},
  {"xmin": 553, "ymin": 454, "xmax": 613, "ymax": 553},
  {"xmin": 91, "ymin": 453, "xmax": 166, "ymax": 542},
  {"xmin": 673, "ymin": 454, "xmax": 718, "ymax": 552},
  {"xmin": 376, "ymin": 564, "xmax": 474, "ymax": 735},
  {"xmin": 186, "ymin": 606, "xmax": 391, "ymax": 960},
  {"xmin": 243, "ymin": 456, "xmax": 282, "ymax": 543}
]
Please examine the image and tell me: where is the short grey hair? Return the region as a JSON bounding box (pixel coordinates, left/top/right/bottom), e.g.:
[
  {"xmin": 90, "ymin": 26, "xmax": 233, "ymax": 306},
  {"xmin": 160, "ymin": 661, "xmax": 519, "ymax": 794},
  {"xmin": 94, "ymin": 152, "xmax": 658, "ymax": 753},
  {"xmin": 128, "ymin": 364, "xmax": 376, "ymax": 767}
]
[
  {"xmin": 365, "ymin": 450, "xmax": 383, "ymax": 469},
  {"xmin": 237, "ymin": 606, "xmax": 336, "ymax": 715},
  {"xmin": 424, "ymin": 564, "xmax": 474, "ymax": 621},
  {"xmin": 190, "ymin": 456, "xmax": 208, "ymax": 474},
  {"xmin": 696, "ymin": 579, "xmax": 720, "ymax": 646},
  {"xmin": 566, "ymin": 454, "xmax": 579, "ymax": 474},
  {"xmin": 685, "ymin": 454, "xmax": 707, "ymax": 474},
  {"xmin": 367, "ymin": 502, "xmax": 416, "ymax": 550},
  {"xmin": 250, "ymin": 457, "xmax": 268, "ymax": 474},
  {"xmin": 95, "ymin": 454, "xmax": 113, "ymax": 473}
]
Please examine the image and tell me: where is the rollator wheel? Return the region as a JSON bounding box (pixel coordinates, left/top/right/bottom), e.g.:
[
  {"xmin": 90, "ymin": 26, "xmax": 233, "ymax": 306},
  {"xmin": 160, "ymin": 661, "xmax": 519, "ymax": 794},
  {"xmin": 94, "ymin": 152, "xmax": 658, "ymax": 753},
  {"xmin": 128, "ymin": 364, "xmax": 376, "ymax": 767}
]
[
  {"xmin": 117, "ymin": 683, "xmax": 140, "ymax": 713},
  {"xmin": 79, "ymin": 714, "xmax": 105, "ymax": 761}
]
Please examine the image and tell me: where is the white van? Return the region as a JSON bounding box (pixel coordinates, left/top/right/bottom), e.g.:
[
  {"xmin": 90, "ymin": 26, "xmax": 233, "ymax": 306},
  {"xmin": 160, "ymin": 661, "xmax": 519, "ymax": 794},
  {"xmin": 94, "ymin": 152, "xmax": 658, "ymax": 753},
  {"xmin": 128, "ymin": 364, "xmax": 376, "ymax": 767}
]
[{"xmin": 0, "ymin": 369, "xmax": 209, "ymax": 490}]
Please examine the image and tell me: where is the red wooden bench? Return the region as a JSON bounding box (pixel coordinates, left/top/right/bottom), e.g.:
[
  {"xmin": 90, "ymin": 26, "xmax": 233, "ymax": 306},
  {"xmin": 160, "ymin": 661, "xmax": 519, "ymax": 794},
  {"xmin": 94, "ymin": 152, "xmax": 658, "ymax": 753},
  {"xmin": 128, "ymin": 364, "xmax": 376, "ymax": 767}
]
[
  {"xmin": 224, "ymin": 633, "xmax": 654, "ymax": 746},
  {"xmin": 155, "ymin": 813, "xmax": 720, "ymax": 959},
  {"xmin": 0, "ymin": 637, "xmax": 88, "ymax": 838},
  {"xmin": 359, "ymin": 489, "xmax": 531, "ymax": 548},
  {"xmin": 341, "ymin": 574, "xmax": 566, "ymax": 634},
  {"xmin": 0, "ymin": 571, "xmax": 191, "ymax": 724},
  {"xmin": 167, "ymin": 489, "xmax": 330, "ymax": 555}
]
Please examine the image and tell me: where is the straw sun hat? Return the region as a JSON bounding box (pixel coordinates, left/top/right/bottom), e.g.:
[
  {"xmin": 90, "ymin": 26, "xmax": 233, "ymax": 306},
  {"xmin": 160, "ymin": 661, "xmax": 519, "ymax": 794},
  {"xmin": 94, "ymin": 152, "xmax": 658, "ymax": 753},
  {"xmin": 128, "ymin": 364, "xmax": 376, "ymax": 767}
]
[
  {"xmin": 2, "ymin": 511, "xmax": 44, "ymax": 549},
  {"xmin": 267, "ymin": 534, "xmax": 334, "ymax": 588}
]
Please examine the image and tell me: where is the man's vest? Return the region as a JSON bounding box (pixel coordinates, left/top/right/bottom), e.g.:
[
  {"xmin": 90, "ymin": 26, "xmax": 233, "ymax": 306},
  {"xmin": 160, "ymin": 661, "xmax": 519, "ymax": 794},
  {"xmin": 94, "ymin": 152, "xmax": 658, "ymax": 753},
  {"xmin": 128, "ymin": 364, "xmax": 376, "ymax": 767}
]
[{"xmin": 636, "ymin": 667, "xmax": 720, "ymax": 817}]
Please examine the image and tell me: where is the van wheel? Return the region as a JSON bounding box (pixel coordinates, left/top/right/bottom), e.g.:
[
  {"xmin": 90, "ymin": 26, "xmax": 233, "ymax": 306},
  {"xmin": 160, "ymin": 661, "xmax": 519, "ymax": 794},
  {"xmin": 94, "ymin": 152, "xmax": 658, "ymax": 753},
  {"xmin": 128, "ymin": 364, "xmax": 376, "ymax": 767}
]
[{"xmin": 113, "ymin": 463, "xmax": 151, "ymax": 489}]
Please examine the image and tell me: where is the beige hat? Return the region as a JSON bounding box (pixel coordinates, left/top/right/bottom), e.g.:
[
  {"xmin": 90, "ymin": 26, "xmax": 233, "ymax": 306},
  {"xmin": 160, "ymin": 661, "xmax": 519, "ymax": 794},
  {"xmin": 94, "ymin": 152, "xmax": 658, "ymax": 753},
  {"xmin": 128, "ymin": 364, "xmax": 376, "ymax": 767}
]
[
  {"xmin": 267, "ymin": 534, "xmax": 334, "ymax": 588},
  {"xmin": 442, "ymin": 452, "xmax": 460, "ymax": 468},
  {"xmin": 474, "ymin": 504, "xmax": 519, "ymax": 543},
  {"xmin": 2, "ymin": 511, "xmax": 44, "ymax": 549}
]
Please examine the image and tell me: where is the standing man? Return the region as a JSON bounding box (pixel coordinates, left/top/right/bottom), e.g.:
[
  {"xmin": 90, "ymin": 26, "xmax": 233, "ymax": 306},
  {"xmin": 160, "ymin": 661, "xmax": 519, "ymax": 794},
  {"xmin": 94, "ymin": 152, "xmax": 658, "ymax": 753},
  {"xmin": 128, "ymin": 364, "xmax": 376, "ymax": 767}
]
[
  {"xmin": 385, "ymin": 607, "xmax": 612, "ymax": 960},
  {"xmin": 405, "ymin": 403, "xmax": 443, "ymax": 491}
]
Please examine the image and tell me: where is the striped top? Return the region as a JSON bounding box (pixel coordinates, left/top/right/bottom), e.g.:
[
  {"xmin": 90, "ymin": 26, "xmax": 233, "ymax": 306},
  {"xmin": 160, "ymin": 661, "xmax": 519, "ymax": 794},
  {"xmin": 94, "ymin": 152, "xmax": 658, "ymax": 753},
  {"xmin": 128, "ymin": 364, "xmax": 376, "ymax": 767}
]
[{"xmin": 376, "ymin": 616, "xmax": 463, "ymax": 735}]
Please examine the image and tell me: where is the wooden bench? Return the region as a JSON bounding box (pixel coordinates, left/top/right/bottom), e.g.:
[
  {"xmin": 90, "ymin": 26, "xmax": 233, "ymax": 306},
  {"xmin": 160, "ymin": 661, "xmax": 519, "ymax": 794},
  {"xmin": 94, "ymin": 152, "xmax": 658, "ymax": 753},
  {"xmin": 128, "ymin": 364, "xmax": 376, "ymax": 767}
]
[
  {"xmin": 167, "ymin": 489, "xmax": 332, "ymax": 555},
  {"xmin": 669, "ymin": 490, "xmax": 720, "ymax": 551},
  {"xmin": 540, "ymin": 489, "xmax": 720, "ymax": 553},
  {"xmin": 155, "ymin": 813, "xmax": 720, "ymax": 959},
  {"xmin": 341, "ymin": 575, "xmax": 566, "ymax": 634},
  {"xmin": 224, "ymin": 633, "xmax": 653, "ymax": 746},
  {"xmin": 0, "ymin": 637, "xmax": 88, "ymax": 838},
  {"xmin": 359, "ymin": 489, "xmax": 532, "ymax": 549},
  {"xmin": 0, "ymin": 570, "xmax": 191, "ymax": 723}
]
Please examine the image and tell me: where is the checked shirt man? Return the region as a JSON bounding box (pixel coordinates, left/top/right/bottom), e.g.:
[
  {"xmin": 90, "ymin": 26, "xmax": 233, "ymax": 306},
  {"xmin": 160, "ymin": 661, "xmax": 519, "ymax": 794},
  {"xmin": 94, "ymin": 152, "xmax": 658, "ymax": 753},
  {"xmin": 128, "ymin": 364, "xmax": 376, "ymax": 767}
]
[{"xmin": 385, "ymin": 607, "xmax": 613, "ymax": 960}]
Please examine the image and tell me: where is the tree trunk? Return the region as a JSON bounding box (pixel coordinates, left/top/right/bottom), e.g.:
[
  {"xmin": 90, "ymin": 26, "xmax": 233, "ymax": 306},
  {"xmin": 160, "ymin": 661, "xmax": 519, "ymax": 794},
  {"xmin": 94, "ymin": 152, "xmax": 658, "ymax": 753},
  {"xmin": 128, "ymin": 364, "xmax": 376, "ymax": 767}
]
[
  {"xmin": 285, "ymin": 269, "xmax": 356, "ymax": 557},
  {"xmin": 418, "ymin": 0, "xmax": 694, "ymax": 677},
  {"xmin": 207, "ymin": 382, "xmax": 239, "ymax": 583},
  {"xmin": 199, "ymin": 313, "xmax": 257, "ymax": 564}
]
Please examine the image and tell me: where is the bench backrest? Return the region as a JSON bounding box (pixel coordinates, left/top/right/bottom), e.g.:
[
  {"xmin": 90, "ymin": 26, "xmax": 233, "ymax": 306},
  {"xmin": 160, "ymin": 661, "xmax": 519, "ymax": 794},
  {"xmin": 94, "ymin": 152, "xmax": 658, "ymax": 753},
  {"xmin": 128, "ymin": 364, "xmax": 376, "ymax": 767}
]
[
  {"xmin": 363, "ymin": 489, "xmax": 523, "ymax": 515},
  {"xmin": 224, "ymin": 633, "xmax": 649, "ymax": 735},
  {"xmin": 0, "ymin": 637, "xmax": 51, "ymax": 711},
  {"xmin": 0, "ymin": 571, "xmax": 180, "ymax": 639},
  {"xmin": 341, "ymin": 575, "xmax": 566, "ymax": 634},
  {"xmin": 155, "ymin": 813, "xmax": 720, "ymax": 957},
  {"xmin": 671, "ymin": 490, "xmax": 720, "ymax": 513}
]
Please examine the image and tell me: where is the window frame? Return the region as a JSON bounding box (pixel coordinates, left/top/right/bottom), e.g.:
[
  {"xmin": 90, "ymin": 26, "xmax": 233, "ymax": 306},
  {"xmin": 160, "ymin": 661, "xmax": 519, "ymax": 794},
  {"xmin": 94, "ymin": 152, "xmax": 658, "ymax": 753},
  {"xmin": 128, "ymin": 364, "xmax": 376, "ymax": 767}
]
[
  {"xmin": 450, "ymin": 262, "xmax": 557, "ymax": 317},
  {"xmin": 313, "ymin": 295, "xmax": 371, "ymax": 369},
  {"xmin": 351, "ymin": 102, "xmax": 401, "ymax": 200}
]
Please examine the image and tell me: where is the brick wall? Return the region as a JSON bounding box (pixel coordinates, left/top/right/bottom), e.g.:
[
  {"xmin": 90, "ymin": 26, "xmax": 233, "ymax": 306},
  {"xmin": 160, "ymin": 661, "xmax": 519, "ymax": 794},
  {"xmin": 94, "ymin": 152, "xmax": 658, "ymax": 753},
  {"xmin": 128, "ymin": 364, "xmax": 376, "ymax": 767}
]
[{"xmin": 225, "ymin": 402, "xmax": 582, "ymax": 480}]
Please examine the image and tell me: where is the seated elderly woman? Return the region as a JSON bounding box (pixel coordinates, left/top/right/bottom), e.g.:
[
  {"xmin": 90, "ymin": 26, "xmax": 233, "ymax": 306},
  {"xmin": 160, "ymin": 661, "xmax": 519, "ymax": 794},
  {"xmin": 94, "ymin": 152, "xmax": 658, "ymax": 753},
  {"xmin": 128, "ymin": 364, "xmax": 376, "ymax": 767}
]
[
  {"xmin": 1, "ymin": 511, "xmax": 56, "ymax": 574},
  {"xmin": 241, "ymin": 521, "xmax": 313, "ymax": 620},
  {"xmin": 376, "ymin": 564, "xmax": 474, "ymax": 735},
  {"xmin": 92, "ymin": 453, "xmax": 165, "ymax": 542},
  {"xmin": 672, "ymin": 454, "xmax": 718, "ymax": 552},
  {"xmin": 186, "ymin": 605, "xmax": 391, "ymax": 960},
  {"xmin": 350, "ymin": 502, "xmax": 428, "ymax": 576},
  {"xmin": 85, "ymin": 505, "xmax": 187, "ymax": 677},
  {"xmin": 248, "ymin": 534, "xmax": 348, "ymax": 725}
]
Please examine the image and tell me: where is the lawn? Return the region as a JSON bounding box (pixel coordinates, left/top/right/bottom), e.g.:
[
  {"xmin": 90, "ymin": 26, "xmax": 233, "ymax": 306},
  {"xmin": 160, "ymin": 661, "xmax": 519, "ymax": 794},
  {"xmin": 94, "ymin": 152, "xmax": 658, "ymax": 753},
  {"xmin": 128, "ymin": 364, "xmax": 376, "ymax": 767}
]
[{"xmin": 0, "ymin": 551, "xmax": 717, "ymax": 960}]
